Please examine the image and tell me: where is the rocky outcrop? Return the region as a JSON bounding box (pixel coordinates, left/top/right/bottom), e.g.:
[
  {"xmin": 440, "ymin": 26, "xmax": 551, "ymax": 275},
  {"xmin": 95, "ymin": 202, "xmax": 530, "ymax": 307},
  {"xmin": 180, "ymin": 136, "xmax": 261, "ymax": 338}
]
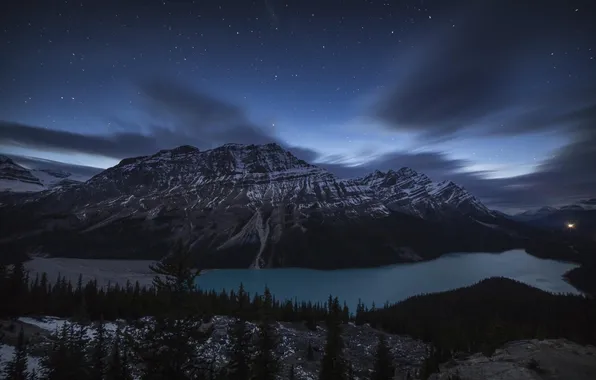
[
  {"xmin": 430, "ymin": 339, "xmax": 596, "ymax": 380},
  {"xmin": 4, "ymin": 316, "xmax": 428, "ymax": 379}
]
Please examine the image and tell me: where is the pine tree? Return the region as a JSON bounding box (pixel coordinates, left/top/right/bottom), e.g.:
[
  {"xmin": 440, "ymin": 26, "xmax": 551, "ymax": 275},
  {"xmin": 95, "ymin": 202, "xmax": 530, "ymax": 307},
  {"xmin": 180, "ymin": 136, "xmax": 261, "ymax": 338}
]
[
  {"xmin": 89, "ymin": 317, "xmax": 108, "ymax": 380},
  {"xmin": 288, "ymin": 364, "xmax": 296, "ymax": 380},
  {"xmin": 371, "ymin": 334, "xmax": 394, "ymax": 380},
  {"xmin": 319, "ymin": 297, "xmax": 346, "ymax": 380},
  {"xmin": 307, "ymin": 342, "xmax": 315, "ymax": 361},
  {"xmin": 132, "ymin": 240, "xmax": 211, "ymax": 380},
  {"xmin": 27, "ymin": 369, "xmax": 37, "ymax": 380},
  {"xmin": 227, "ymin": 318, "xmax": 251, "ymax": 380},
  {"xmin": 236, "ymin": 283, "xmax": 248, "ymax": 319},
  {"xmin": 6, "ymin": 263, "xmax": 27, "ymax": 319},
  {"xmin": 251, "ymin": 319, "xmax": 279, "ymax": 380},
  {"xmin": 105, "ymin": 327, "xmax": 132, "ymax": 380},
  {"xmin": 4, "ymin": 327, "xmax": 29, "ymax": 380},
  {"xmin": 420, "ymin": 345, "xmax": 440, "ymax": 380},
  {"xmin": 41, "ymin": 323, "xmax": 88, "ymax": 379}
]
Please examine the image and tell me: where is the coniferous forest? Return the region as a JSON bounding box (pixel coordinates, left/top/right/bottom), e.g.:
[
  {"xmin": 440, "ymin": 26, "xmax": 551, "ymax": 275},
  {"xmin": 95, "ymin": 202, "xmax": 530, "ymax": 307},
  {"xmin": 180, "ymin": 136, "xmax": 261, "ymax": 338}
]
[{"xmin": 0, "ymin": 245, "xmax": 595, "ymax": 379}]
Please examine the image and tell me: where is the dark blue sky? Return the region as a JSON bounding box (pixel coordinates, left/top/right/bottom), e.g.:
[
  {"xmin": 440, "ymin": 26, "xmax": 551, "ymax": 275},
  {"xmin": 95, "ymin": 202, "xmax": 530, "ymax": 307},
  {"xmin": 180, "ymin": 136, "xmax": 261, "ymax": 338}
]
[{"xmin": 0, "ymin": 0, "xmax": 595, "ymax": 211}]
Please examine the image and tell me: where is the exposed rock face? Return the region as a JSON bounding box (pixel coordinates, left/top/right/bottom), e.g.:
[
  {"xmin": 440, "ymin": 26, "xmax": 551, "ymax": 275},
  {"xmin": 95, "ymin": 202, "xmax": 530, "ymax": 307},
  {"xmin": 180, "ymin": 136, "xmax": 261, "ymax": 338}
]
[
  {"xmin": 430, "ymin": 339, "xmax": 596, "ymax": 380},
  {"xmin": 0, "ymin": 144, "xmax": 525, "ymax": 268}
]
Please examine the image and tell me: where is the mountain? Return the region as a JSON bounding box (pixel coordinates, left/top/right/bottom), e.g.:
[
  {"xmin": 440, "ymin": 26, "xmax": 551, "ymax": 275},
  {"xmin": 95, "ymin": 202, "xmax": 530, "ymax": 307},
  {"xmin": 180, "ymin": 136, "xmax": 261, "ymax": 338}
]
[
  {"xmin": 0, "ymin": 143, "xmax": 581, "ymax": 268},
  {"xmin": 0, "ymin": 155, "xmax": 44, "ymax": 192},
  {"xmin": 513, "ymin": 200, "xmax": 596, "ymax": 241},
  {"xmin": 356, "ymin": 168, "xmax": 492, "ymax": 220},
  {"xmin": 0, "ymin": 155, "xmax": 89, "ymax": 193},
  {"xmin": 513, "ymin": 206, "xmax": 559, "ymax": 222}
]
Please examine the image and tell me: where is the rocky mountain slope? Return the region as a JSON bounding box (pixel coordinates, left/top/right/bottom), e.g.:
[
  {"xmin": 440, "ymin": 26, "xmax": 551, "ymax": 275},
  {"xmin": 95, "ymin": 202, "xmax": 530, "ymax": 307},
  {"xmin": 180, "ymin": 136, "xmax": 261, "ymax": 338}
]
[
  {"xmin": 0, "ymin": 143, "xmax": 556, "ymax": 268},
  {"xmin": 0, "ymin": 155, "xmax": 86, "ymax": 193},
  {"xmin": 356, "ymin": 168, "xmax": 492, "ymax": 220},
  {"xmin": 430, "ymin": 339, "xmax": 596, "ymax": 380},
  {"xmin": 2, "ymin": 315, "xmax": 428, "ymax": 380}
]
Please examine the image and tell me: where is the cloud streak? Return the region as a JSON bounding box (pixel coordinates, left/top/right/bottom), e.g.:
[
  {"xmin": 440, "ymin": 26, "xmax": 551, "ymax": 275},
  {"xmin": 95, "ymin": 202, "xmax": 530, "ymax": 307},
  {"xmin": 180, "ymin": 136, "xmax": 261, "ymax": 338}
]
[
  {"xmin": 1, "ymin": 73, "xmax": 595, "ymax": 211},
  {"xmin": 0, "ymin": 79, "xmax": 277, "ymax": 160},
  {"xmin": 372, "ymin": 0, "xmax": 596, "ymax": 140}
]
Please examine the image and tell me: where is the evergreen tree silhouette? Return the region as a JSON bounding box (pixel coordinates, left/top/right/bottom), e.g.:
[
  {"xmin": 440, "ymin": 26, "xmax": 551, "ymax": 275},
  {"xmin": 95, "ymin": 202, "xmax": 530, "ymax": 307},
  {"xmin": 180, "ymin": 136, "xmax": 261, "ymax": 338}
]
[
  {"xmin": 89, "ymin": 317, "xmax": 108, "ymax": 380},
  {"xmin": 307, "ymin": 342, "xmax": 315, "ymax": 361},
  {"xmin": 227, "ymin": 317, "xmax": 251, "ymax": 380},
  {"xmin": 105, "ymin": 326, "xmax": 132, "ymax": 380},
  {"xmin": 41, "ymin": 323, "xmax": 89, "ymax": 379},
  {"xmin": 371, "ymin": 334, "xmax": 394, "ymax": 380},
  {"xmin": 3, "ymin": 327, "xmax": 28, "ymax": 380},
  {"xmin": 132, "ymin": 240, "xmax": 211, "ymax": 380},
  {"xmin": 250, "ymin": 321, "xmax": 278, "ymax": 380},
  {"xmin": 27, "ymin": 369, "xmax": 37, "ymax": 380},
  {"xmin": 319, "ymin": 296, "xmax": 346, "ymax": 380}
]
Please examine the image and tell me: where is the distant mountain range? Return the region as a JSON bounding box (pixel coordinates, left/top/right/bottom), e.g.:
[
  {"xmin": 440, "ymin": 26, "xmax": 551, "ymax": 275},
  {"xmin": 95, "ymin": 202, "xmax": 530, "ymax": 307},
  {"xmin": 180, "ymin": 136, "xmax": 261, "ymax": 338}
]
[
  {"xmin": 0, "ymin": 155, "xmax": 88, "ymax": 192},
  {"xmin": 512, "ymin": 200, "xmax": 596, "ymax": 240},
  {"xmin": 0, "ymin": 144, "xmax": 592, "ymax": 268}
]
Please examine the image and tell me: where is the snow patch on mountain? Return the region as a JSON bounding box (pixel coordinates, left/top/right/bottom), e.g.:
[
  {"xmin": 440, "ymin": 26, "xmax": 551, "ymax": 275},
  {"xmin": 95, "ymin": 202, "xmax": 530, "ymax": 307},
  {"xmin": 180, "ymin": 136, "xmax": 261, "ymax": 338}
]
[
  {"xmin": 357, "ymin": 168, "xmax": 492, "ymax": 219},
  {"xmin": 0, "ymin": 155, "xmax": 44, "ymax": 192},
  {"xmin": 0, "ymin": 155, "xmax": 89, "ymax": 193}
]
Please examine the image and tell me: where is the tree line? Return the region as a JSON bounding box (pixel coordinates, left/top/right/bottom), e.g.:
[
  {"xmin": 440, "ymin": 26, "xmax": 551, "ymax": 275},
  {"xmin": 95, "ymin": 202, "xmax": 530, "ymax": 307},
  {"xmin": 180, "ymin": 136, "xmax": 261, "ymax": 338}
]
[
  {"xmin": 1, "ymin": 244, "xmax": 595, "ymax": 379},
  {"xmin": 0, "ymin": 244, "xmax": 399, "ymax": 380},
  {"xmin": 355, "ymin": 277, "xmax": 596, "ymax": 365}
]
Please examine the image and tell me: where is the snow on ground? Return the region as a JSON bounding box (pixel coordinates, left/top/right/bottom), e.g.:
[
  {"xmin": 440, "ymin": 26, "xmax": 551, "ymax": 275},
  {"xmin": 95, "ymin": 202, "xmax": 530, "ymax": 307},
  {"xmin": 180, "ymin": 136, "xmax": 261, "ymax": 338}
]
[
  {"xmin": 18, "ymin": 316, "xmax": 120, "ymax": 340},
  {"xmin": 0, "ymin": 179, "xmax": 44, "ymax": 193},
  {"xmin": 6, "ymin": 315, "xmax": 427, "ymax": 379},
  {"xmin": 0, "ymin": 344, "xmax": 42, "ymax": 375}
]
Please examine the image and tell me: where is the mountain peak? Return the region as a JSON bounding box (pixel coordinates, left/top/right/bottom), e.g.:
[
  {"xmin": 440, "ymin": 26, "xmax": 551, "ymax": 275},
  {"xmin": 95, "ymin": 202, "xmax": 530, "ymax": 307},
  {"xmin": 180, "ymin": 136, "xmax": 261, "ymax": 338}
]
[
  {"xmin": 395, "ymin": 167, "xmax": 419, "ymax": 176},
  {"xmin": 218, "ymin": 142, "xmax": 283, "ymax": 151},
  {"xmin": 170, "ymin": 145, "xmax": 200, "ymax": 154},
  {"xmin": 357, "ymin": 166, "xmax": 490, "ymax": 218},
  {"xmin": 0, "ymin": 155, "xmax": 16, "ymax": 165}
]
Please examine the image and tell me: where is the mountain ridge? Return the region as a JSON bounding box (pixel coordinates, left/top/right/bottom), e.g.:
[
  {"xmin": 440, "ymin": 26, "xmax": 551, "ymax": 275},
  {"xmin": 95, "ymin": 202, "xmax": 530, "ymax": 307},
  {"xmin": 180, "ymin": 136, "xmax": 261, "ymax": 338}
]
[{"xmin": 0, "ymin": 143, "xmax": 586, "ymax": 269}]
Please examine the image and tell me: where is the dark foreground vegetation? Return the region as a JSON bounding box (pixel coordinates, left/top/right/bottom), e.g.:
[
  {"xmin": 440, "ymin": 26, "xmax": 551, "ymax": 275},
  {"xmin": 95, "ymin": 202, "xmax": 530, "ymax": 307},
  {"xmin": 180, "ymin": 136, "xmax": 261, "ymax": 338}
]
[
  {"xmin": 357, "ymin": 277, "xmax": 596, "ymax": 364},
  {"xmin": 1, "ymin": 244, "xmax": 595, "ymax": 379},
  {"xmin": 565, "ymin": 263, "xmax": 596, "ymax": 296}
]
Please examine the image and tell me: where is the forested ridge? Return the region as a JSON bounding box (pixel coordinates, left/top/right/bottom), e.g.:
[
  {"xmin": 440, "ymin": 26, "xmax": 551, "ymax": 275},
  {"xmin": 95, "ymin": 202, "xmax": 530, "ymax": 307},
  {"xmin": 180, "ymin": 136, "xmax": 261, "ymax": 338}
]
[
  {"xmin": 1, "ymin": 247, "xmax": 595, "ymax": 379},
  {"xmin": 356, "ymin": 277, "xmax": 596, "ymax": 364}
]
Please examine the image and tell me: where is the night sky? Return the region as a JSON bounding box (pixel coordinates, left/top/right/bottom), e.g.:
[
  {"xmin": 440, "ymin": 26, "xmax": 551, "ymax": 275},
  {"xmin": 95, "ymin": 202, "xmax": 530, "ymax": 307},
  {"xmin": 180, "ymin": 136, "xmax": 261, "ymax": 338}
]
[{"xmin": 0, "ymin": 0, "xmax": 595, "ymax": 212}]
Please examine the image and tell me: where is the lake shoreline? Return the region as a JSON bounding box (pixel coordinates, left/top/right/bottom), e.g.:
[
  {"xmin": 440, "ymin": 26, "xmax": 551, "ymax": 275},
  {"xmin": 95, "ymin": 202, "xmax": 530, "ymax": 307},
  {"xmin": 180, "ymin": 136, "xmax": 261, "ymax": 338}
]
[{"xmin": 22, "ymin": 250, "xmax": 585, "ymax": 311}]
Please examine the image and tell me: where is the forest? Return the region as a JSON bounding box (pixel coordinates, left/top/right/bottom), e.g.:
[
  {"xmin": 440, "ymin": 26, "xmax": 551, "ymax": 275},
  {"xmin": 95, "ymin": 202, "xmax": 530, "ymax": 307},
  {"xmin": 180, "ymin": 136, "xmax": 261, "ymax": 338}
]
[{"xmin": 1, "ymin": 246, "xmax": 595, "ymax": 379}]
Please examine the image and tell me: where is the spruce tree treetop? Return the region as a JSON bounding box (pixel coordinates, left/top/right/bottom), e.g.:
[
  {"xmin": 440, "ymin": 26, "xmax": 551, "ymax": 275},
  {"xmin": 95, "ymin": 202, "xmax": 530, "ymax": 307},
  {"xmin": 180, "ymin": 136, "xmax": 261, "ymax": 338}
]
[
  {"xmin": 371, "ymin": 333, "xmax": 395, "ymax": 380},
  {"xmin": 3, "ymin": 326, "xmax": 29, "ymax": 380}
]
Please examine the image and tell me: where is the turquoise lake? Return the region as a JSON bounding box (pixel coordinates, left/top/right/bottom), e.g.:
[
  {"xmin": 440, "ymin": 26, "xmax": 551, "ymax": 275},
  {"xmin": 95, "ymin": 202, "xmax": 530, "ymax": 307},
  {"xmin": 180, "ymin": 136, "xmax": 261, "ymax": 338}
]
[{"xmin": 195, "ymin": 250, "xmax": 581, "ymax": 312}]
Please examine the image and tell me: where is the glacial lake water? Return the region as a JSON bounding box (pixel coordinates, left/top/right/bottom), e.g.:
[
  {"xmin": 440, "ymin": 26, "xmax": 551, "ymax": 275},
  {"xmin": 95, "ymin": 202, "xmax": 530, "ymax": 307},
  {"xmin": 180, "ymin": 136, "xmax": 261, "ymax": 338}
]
[{"xmin": 196, "ymin": 250, "xmax": 581, "ymax": 312}]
